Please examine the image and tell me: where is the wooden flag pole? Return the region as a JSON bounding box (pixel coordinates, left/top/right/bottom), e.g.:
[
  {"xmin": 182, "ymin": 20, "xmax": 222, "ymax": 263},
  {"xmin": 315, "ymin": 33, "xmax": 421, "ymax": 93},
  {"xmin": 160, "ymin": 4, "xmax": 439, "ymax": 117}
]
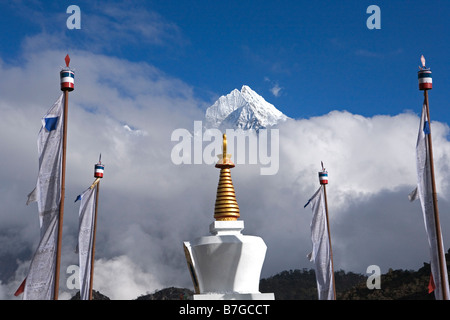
[
  {"xmin": 54, "ymin": 87, "xmax": 69, "ymax": 300},
  {"xmin": 423, "ymin": 89, "xmax": 449, "ymax": 300},
  {"xmin": 87, "ymin": 159, "xmax": 104, "ymax": 300},
  {"xmin": 319, "ymin": 164, "xmax": 336, "ymax": 299},
  {"xmin": 322, "ymin": 183, "xmax": 336, "ymax": 299},
  {"xmin": 54, "ymin": 55, "xmax": 74, "ymax": 300},
  {"xmin": 89, "ymin": 180, "xmax": 100, "ymax": 300}
]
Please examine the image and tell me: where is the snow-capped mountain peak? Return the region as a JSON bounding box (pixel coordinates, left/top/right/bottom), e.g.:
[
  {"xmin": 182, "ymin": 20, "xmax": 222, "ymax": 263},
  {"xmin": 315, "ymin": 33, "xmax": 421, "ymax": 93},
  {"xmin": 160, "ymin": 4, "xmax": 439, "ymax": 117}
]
[{"xmin": 205, "ymin": 85, "xmax": 288, "ymax": 131}]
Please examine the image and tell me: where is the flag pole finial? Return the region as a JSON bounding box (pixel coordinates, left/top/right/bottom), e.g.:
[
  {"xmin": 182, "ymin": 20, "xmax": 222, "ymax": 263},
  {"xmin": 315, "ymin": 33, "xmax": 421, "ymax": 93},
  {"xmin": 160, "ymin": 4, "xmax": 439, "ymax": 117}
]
[
  {"xmin": 60, "ymin": 55, "xmax": 74, "ymax": 91},
  {"xmin": 94, "ymin": 155, "xmax": 105, "ymax": 179},
  {"xmin": 420, "ymin": 55, "xmax": 426, "ymax": 69},
  {"xmin": 418, "ymin": 55, "xmax": 432, "ymax": 90},
  {"xmin": 319, "ymin": 162, "xmax": 328, "ymax": 185}
]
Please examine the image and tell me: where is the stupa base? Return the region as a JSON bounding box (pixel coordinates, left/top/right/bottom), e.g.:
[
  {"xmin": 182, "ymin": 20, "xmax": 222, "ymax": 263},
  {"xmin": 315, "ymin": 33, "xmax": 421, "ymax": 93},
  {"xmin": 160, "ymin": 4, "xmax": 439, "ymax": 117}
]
[{"xmin": 193, "ymin": 292, "xmax": 275, "ymax": 300}]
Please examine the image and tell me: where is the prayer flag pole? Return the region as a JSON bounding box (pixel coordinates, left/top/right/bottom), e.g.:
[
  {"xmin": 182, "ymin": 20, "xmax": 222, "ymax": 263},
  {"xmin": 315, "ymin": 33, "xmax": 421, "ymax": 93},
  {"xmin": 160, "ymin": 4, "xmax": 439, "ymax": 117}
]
[
  {"xmin": 54, "ymin": 54, "xmax": 74, "ymax": 299},
  {"xmin": 418, "ymin": 55, "xmax": 448, "ymax": 300},
  {"xmin": 305, "ymin": 163, "xmax": 336, "ymax": 300},
  {"xmin": 319, "ymin": 163, "xmax": 336, "ymax": 299},
  {"xmin": 89, "ymin": 156, "xmax": 104, "ymax": 300}
]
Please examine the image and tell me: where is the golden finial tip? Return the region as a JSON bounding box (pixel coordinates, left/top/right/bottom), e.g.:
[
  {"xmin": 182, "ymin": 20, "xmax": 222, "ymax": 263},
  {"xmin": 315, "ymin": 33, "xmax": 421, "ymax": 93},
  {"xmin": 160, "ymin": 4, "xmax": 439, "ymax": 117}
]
[
  {"xmin": 223, "ymin": 133, "xmax": 227, "ymax": 157},
  {"xmin": 215, "ymin": 132, "xmax": 234, "ymax": 168}
]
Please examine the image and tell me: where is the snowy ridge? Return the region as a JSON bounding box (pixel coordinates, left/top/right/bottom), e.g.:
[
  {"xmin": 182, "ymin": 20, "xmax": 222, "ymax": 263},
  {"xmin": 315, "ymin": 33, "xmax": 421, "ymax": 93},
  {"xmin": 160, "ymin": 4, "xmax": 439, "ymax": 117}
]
[{"xmin": 205, "ymin": 85, "xmax": 288, "ymax": 131}]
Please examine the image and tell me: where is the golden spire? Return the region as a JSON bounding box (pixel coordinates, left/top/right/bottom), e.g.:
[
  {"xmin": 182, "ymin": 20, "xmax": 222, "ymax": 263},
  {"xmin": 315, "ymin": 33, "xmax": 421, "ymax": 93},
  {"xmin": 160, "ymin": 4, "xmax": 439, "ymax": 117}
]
[{"xmin": 214, "ymin": 134, "xmax": 240, "ymax": 221}]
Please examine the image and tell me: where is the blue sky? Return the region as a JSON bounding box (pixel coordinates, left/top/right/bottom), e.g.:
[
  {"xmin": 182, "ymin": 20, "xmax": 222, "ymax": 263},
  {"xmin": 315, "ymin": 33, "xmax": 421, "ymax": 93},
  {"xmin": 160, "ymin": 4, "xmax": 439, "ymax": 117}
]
[
  {"xmin": 2, "ymin": 0, "xmax": 450, "ymax": 299},
  {"xmin": 1, "ymin": 0, "xmax": 449, "ymax": 123}
]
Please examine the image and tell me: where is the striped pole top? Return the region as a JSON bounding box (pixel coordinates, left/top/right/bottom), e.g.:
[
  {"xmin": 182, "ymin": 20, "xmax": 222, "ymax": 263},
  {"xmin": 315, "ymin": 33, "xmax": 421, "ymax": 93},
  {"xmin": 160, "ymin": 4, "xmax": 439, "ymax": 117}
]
[
  {"xmin": 319, "ymin": 171, "xmax": 328, "ymax": 185},
  {"xmin": 60, "ymin": 54, "xmax": 74, "ymax": 91},
  {"xmin": 418, "ymin": 55, "xmax": 432, "ymax": 90},
  {"xmin": 94, "ymin": 154, "xmax": 104, "ymax": 178},
  {"xmin": 94, "ymin": 163, "xmax": 104, "ymax": 178}
]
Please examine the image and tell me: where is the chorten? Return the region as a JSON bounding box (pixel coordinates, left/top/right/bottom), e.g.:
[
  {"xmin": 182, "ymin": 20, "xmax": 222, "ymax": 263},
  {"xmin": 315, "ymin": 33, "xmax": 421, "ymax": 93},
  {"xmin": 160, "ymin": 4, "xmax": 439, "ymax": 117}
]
[{"xmin": 183, "ymin": 134, "xmax": 274, "ymax": 300}]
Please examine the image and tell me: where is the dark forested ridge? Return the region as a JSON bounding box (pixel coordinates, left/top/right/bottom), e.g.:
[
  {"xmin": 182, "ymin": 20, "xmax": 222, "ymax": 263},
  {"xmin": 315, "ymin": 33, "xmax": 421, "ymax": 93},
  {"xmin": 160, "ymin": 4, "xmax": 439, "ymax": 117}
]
[
  {"xmin": 259, "ymin": 268, "xmax": 367, "ymax": 300},
  {"xmin": 72, "ymin": 259, "xmax": 441, "ymax": 300},
  {"xmin": 72, "ymin": 250, "xmax": 450, "ymax": 300},
  {"xmin": 259, "ymin": 263, "xmax": 434, "ymax": 300}
]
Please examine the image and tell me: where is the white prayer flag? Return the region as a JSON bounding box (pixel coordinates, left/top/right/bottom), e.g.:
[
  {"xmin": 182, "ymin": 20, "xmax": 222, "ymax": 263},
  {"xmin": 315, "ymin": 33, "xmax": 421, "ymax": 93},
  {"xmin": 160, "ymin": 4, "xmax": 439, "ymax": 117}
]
[
  {"xmin": 412, "ymin": 102, "xmax": 450, "ymax": 300},
  {"xmin": 305, "ymin": 186, "xmax": 335, "ymax": 300},
  {"xmin": 23, "ymin": 93, "xmax": 65, "ymax": 300},
  {"xmin": 76, "ymin": 185, "xmax": 98, "ymax": 300}
]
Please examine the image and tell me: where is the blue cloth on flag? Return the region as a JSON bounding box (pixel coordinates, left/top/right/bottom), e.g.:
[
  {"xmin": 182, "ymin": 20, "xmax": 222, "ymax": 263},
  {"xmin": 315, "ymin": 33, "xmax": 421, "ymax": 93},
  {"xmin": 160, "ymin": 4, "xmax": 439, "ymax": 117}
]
[
  {"xmin": 75, "ymin": 194, "xmax": 82, "ymax": 202},
  {"xmin": 423, "ymin": 120, "xmax": 430, "ymax": 135},
  {"xmin": 44, "ymin": 117, "xmax": 59, "ymax": 132}
]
